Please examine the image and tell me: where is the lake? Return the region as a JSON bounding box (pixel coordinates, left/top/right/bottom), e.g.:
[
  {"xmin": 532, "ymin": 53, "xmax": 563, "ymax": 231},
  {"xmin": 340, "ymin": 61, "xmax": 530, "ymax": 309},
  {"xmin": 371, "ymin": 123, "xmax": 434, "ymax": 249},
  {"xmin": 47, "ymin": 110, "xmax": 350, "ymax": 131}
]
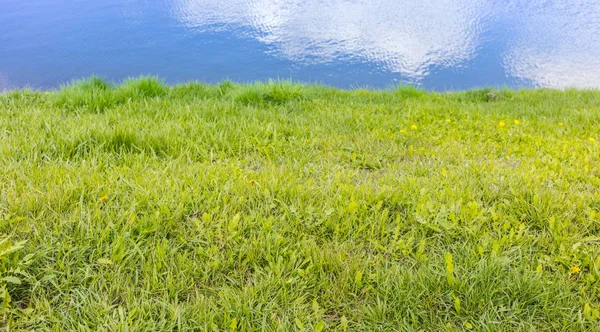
[{"xmin": 2, "ymin": 0, "xmax": 600, "ymax": 91}]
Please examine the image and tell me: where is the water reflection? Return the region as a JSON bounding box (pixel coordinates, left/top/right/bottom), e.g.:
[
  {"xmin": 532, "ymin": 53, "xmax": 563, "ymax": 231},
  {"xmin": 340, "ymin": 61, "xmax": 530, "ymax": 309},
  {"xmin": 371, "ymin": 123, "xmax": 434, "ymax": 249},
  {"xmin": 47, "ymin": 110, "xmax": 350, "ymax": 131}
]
[
  {"xmin": 503, "ymin": 1, "xmax": 600, "ymax": 88},
  {"xmin": 170, "ymin": 0, "xmax": 487, "ymax": 80},
  {"xmin": 2, "ymin": 0, "xmax": 600, "ymax": 90}
]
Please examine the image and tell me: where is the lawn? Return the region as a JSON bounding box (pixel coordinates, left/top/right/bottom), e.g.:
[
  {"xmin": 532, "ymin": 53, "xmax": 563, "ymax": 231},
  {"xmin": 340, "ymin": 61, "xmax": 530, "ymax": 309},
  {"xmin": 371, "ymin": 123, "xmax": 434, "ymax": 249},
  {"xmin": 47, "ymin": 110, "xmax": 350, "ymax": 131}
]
[{"xmin": 1, "ymin": 77, "xmax": 600, "ymax": 330}]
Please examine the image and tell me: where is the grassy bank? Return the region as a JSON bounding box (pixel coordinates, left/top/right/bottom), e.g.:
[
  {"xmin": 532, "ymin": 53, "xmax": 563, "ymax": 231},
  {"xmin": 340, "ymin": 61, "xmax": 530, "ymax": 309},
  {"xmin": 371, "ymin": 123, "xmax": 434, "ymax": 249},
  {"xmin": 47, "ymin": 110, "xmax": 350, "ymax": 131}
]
[{"xmin": 1, "ymin": 77, "xmax": 600, "ymax": 330}]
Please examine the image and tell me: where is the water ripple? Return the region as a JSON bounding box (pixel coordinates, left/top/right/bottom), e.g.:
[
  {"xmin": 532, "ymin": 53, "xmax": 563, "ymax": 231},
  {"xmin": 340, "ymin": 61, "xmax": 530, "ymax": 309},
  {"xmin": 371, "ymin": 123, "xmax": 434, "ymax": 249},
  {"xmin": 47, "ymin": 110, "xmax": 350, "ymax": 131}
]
[
  {"xmin": 170, "ymin": 0, "xmax": 487, "ymax": 82},
  {"xmin": 2, "ymin": 0, "xmax": 600, "ymax": 89}
]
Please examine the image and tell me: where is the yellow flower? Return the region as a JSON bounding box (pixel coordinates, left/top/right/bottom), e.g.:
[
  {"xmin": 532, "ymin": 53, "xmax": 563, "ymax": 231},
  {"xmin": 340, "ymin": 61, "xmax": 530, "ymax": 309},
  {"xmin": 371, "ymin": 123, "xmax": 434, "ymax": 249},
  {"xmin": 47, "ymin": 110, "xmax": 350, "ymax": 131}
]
[
  {"xmin": 445, "ymin": 119, "xmax": 451, "ymax": 123},
  {"xmin": 249, "ymin": 180, "xmax": 257, "ymax": 184},
  {"xmin": 570, "ymin": 265, "xmax": 581, "ymax": 274},
  {"xmin": 99, "ymin": 195, "xmax": 109, "ymax": 202},
  {"xmin": 514, "ymin": 120, "xmax": 520, "ymax": 125},
  {"xmin": 411, "ymin": 124, "xmax": 417, "ymax": 130},
  {"xmin": 498, "ymin": 121, "xmax": 505, "ymax": 127},
  {"xmin": 589, "ymin": 137, "xmax": 596, "ymax": 142},
  {"xmin": 399, "ymin": 129, "xmax": 407, "ymax": 133},
  {"xmin": 558, "ymin": 122, "xmax": 563, "ymax": 126}
]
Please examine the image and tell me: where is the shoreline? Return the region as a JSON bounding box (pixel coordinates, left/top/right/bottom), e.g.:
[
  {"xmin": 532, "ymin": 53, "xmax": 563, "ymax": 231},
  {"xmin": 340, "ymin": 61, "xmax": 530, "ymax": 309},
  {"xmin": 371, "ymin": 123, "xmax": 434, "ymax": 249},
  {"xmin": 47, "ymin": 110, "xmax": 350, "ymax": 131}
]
[{"xmin": 4, "ymin": 76, "xmax": 600, "ymax": 98}]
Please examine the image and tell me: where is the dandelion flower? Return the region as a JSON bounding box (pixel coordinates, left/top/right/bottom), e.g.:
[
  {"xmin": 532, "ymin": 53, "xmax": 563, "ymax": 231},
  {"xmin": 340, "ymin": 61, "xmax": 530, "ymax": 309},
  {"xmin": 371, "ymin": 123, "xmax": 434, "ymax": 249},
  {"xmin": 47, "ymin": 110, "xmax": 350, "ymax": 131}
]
[
  {"xmin": 249, "ymin": 180, "xmax": 257, "ymax": 184},
  {"xmin": 99, "ymin": 195, "xmax": 109, "ymax": 202},
  {"xmin": 514, "ymin": 120, "xmax": 520, "ymax": 125},
  {"xmin": 498, "ymin": 121, "xmax": 505, "ymax": 127},
  {"xmin": 558, "ymin": 122, "xmax": 563, "ymax": 126},
  {"xmin": 445, "ymin": 119, "xmax": 451, "ymax": 123},
  {"xmin": 411, "ymin": 124, "xmax": 417, "ymax": 130},
  {"xmin": 399, "ymin": 130, "xmax": 407, "ymax": 133},
  {"xmin": 589, "ymin": 137, "xmax": 596, "ymax": 142},
  {"xmin": 570, "ymin": 265, "xmax": 581, "ymax": 274}
]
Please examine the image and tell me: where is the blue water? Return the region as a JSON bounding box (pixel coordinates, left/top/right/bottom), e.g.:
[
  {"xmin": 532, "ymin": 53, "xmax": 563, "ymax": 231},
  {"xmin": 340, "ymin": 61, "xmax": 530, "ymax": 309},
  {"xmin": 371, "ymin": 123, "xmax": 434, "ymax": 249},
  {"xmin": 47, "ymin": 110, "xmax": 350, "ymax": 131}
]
[{"xmin": 2, "ymin": 0, "xmax": 600, "ymax": 91}]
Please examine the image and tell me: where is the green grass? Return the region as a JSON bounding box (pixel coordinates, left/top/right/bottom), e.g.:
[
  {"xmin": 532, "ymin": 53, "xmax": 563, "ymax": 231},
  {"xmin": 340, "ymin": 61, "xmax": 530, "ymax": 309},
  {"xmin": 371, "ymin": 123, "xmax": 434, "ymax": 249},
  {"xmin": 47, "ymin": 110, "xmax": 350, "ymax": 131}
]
[{"xmin": 1, "ymin": 77, "xmax": 600, "ymax": 330}]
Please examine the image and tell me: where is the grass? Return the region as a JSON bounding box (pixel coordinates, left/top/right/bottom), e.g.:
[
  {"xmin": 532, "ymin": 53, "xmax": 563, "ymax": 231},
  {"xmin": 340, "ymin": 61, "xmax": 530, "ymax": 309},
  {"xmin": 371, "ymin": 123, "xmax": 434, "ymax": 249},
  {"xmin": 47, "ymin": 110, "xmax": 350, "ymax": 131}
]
[{"xmin": 1, "ymin": 76, "xmax": 600, "ymax": 330}]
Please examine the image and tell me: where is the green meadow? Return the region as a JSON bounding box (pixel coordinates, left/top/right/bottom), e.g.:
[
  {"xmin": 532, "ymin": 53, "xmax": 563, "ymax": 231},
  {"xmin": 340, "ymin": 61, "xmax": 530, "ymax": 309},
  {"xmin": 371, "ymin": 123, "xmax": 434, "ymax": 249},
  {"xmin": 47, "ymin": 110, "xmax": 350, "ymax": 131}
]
[{"xmin": 1, "ymin": 77, "xmax": 600, "ymax": 330}]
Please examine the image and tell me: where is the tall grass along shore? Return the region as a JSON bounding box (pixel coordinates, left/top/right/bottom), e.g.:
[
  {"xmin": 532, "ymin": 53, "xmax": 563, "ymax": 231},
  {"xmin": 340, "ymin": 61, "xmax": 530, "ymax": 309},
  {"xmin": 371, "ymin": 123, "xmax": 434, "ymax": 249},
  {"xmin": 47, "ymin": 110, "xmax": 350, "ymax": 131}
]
[{"xmin": 1, "ymin": 77, "xmax": 600, "ymax": 330}]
